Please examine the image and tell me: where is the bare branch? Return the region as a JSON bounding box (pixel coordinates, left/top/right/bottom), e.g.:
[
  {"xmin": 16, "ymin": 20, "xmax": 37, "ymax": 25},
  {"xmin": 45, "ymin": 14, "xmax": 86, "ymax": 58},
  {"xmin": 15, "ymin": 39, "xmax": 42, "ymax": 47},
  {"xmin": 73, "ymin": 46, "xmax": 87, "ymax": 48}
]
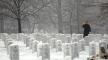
[
  {"xmin": 0, "ymin": 13, "xmax": 16, "ymax": 19},
  {"xmin": 0, "ymin": 0, "xmax": 18, "ymax": 16},
  {"xmin": 20, "ymin": 0, "xmax": 25, "ymax": 7},
  {"xmin": 30, "ymin": 2, "xmax": 50, "ymax": 15}
]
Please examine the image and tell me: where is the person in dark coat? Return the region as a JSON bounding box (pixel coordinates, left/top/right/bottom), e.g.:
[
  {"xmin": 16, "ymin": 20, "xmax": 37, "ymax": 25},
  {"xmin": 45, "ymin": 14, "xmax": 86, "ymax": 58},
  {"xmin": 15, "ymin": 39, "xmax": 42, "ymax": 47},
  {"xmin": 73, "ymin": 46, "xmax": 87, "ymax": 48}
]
[{"xmin": 82, "ymin": 21, "xmax": 91, "ymax": 38}]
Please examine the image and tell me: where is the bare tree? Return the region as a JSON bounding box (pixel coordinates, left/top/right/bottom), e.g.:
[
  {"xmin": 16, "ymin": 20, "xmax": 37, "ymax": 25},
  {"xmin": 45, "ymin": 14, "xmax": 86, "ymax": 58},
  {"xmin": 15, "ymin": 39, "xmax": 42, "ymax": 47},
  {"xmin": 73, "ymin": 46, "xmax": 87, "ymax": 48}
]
[
  {"xmin": 0, "ymin": 0, "xmax": 28, "ymax": 33},
  {"xmin": 100, "ymin": 3, "xmax": 108, "ymax": 33},
  {"xmin": 0, "ymin": 16, "xmax": 4, "ymax": 33},
  {"xmin": 76, "ymin": 0, "xmax": 81, "ymax": 33},
  {"xmin": 57, "ymin": 0, "xmax": 63, "ymax": 33},
  {"xmin": 29, "ymin": 0, "xmax": 52, "ymax": 33},
  {"xmin": 0, "ymin": 0, "xmax": 51, "ymax": 33}
]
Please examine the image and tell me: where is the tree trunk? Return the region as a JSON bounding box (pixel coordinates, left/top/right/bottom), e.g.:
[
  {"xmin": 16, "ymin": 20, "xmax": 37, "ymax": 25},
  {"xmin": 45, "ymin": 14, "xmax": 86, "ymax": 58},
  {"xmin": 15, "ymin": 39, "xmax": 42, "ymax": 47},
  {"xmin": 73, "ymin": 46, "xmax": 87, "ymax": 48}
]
[
  {"xmin": 70, "ymin": 12, "xmax": 73, "ymax": 35},
  {"xmin": 17, "ymin": 3, "xmax": 22, "ymax": 33},
  {"xmin": 0, "ymin": 17, "xmax": 4, "ymax": 33},
  {"xmin": 57, "ymin": 0, "xmax": 63, "ymax": 33},
  {"xmin": 17, "ymin": 18, "xmax": 22, "ymax": 33},
  {"xmin": 76, "ymin": 0, "xmax": 80, "ymax": 33}
]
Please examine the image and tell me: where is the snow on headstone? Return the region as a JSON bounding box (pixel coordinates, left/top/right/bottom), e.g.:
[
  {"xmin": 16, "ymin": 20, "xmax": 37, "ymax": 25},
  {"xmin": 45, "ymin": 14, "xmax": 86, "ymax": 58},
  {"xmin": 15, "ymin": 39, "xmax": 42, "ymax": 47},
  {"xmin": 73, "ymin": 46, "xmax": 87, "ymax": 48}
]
[
  {"xmin": 7, "ymin": 41, "xmax": 13, "ymax": 54},
  {"xmin": 75, "ymin": 34, "xmax": 83, "ymax": 42},
  {"xmin": 42, "ymin": 43, "xmax": 50, "ymax": 60},
  {"xmin": 65, "ymin": 36, "xmax": 71, "ymax": 43},
  {"xmin": 71, "ymin": 42, "xmax": 79, "ymax": 59},
  {"xmin": 103, "ymin": 35, "xmax": 108, "ymax": 48},
  {"xmin": 17, "ymin": 33, "xmax": 23, "ymax": 41},
  {"xmin": 32, "ymin": 40, "xmax": 39, "ymax": 52},
  {"xmin": 56, "ymin": 40, "xmax": 62, "ymax": 52},
  {"xmin": 89, "ymin": 41, "xmax": 96, "ymax": 57},
  {"xmin": 99, "ymin": 40, "xmax": 107, "ymax": 49},
  {"xmin": 25, "ymin": 36, "xmax": 30, "ymax": 47},
  {"xmin": 1, "ymin": 33, "xmax": 8, "ymax": 47},
  {"xmin": 63, "ymin": 43, "xmax": 71, "ymax": 57},
  {"xmin": 5, "ymin": 38, "xmax": 13, "ymax": 54},
  {"xmin": 37, "ymin": 41, "xmax": 43, "ymax": 56},
  {"xmin": 84, "ymin": 36, "xmax": 90, "ymax": 46},
  {"xmin": 19, "ymin": 33, "xmax": 25, "ymax": 42},
  {"xmin": 10, "ymin": 34, "xmax": 18, "ymax": 41},
  {"xmin": 3, "ymin": 37, "xmax": 8, "ymax": 48},
  {"xmin": 9, "ymin": 44, "xmax": 19, "ymax": 60},
  {"xmin": 99, "ymin": 40, "xmax": 108, "ymax": 56},
  {"xmin": 103, "ymin": 34, "xmax": 108, "ymax": 43},
  {"xmin": 46, "ymin": 35, "xmax": 51, "ymax": 43},
  {"xmin": 23, "ymin": 35, "xmax": 27, "ymax": 44},
  {"xmin": 1, "ymin": 33, "xmax": 8, "ymax": 41},
  {"xmin": 29, "ymin": 38, "xmax": 34, "ymax": 49},
  {"xmin": 79, "ymin": 39, "xmax": 85, "ymax": 51},
  {"xmin": 50, "ymin": 38, "xmax": 56, "ymax": 48},
  {"xmin": 95, "ymin": 42, "xmax": 100, "ymax": 56},
  {"xmin": 78, "ymin": 34, "xmax": 83, "ymax": 39}
]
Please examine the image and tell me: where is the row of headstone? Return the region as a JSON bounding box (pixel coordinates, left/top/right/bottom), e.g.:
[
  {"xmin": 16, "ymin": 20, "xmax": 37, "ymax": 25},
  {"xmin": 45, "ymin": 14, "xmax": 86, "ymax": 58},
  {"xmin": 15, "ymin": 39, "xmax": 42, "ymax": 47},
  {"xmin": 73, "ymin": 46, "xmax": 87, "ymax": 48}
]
[
  {"xmin": 22, "ymin": 33, "xmax": 87, "ymax": 60},
  {"xmin": 3, "ymin": 33, "xmax": 84, "ymax": 45},
  {"xmin": 0, "ymin": 34, "xmax": 20, "ymax": 60},
  {"xmin": 3, "ymin": 33, "xmax": 107, "ymax": 60},
  {"xmin": 23, "ymin": 34, "xmax": 84, "ymax": 60},
  {"xmin": 37, "ymin": 42, "xmax": 50, "ymax": 60},
  {"xmin": 37, "ymin": 41, "xmax": 81, "ymax": 60},
  {"xmin": 3, "ymin": 38, "xmax": 14, "ymax": 54},
  {"xmin": 88, "ymin": 38, "xmax": 108, "ymax": 59}
]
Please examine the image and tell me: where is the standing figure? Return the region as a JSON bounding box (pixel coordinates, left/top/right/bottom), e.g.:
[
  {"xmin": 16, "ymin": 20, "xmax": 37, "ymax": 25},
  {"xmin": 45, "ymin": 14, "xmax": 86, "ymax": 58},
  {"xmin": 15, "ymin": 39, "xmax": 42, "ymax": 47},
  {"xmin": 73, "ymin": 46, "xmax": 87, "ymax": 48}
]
[{"xmin": 82, "ymin": 21, "xmax": 91, "ymax": 38}]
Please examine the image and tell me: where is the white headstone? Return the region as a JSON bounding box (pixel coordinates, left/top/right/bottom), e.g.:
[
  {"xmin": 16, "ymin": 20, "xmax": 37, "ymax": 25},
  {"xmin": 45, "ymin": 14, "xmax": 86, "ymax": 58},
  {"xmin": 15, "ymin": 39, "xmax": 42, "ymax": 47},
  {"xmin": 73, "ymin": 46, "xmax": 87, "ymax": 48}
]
[
  {"xmin": 6, "ymin": 39, "xmax": 13, "ymax": 54},
  {"xmin": 99, "ymin": 40, "xmax": 107, "ymax": 49},
  {"xmin": 42, "ymin": 43, "xmax": 50, "ymax": 60},
  {"xmin": 37, "ymin": 41, "xmax": 43, "ymax": 56},
  {"xmin": 50, "ymin": 38, "xmax": 56, "ymax": 48},
  {"xmin": 79, "ymin": 39, "xmax": 85, "ymax": 51},
  {"xmin": 89, "ymin": 41, "xmax": 96, "ymax": 57},
  {"xmin": 71, "ymin": 42, "xmax": 79, "ymax": 59},
  {"xmin": 84, "ymin": 36, "xmax": 90, "ymax": 46},
  {"xmin": 9, "ymin": 44, "xmax": 19, "ymax": 60},
  {"xmin": 66, "ymin": 36, "xmax": 71, "ymax": 43},
  {"xmin": 25, "ymin": 37, "xmax": 30, "ymax": 47},
  {"xmin": 63, "ymin": 43, "xmax": 71, "ymax": 57},
  {"xmin": 32, "ymin": 40, "xmax": 39, "ymax": 52},
  {"xmin": 4, "ymin": 37, "xmax": 8, "ymax": 48},
  {"xmin": 56, "ymin": 40, "xmax": 62, "ymax": 52},
  {"xmin": 23, "ymin": 35, "xmax": 27, "ymax": 44},
  {"xmin": 29, "ymin": 38, "xmax": 34, "ymax": 49}
]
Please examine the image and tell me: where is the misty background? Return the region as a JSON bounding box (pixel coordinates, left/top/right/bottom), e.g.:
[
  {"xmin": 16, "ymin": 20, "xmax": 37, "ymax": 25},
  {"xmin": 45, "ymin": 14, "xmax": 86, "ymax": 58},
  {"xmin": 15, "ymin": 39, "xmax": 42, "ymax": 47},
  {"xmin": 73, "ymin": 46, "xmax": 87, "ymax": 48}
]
[{"xmin": 0, "ymin": 0, "xmax": 108, "ymax": 34}]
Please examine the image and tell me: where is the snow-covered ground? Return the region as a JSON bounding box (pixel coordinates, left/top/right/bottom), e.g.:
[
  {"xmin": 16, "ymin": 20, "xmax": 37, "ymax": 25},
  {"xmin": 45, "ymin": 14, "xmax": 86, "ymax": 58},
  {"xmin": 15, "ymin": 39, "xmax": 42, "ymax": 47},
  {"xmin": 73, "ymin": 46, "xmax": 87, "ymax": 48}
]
[
  {"xmin": 0, "ymin": 40, "xmax": 38, "ymax": 60},
  {"xmin": 1, "ymin": 33, "xmax": 107, "ymax": 60},
  {"xmin": 0, "ymin": 39, "xmax": 90, "ymax": 60},
  {"xmin": 0, "ymin": 39, "xmax": 9, "ymax": 60}
]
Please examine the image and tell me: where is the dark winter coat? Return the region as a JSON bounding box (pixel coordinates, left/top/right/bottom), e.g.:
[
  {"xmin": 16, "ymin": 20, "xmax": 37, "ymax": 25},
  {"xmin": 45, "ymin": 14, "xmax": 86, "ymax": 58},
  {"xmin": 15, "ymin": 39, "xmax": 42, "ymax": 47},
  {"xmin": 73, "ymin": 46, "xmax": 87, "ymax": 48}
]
[{"xmin": 82, "ymin": 24, "xmax": 91, "ymax": 37}]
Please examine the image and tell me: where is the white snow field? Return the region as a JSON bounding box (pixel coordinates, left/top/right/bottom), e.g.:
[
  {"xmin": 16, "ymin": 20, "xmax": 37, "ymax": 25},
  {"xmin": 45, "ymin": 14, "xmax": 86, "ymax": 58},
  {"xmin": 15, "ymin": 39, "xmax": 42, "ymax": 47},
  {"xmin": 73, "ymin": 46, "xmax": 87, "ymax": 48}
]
[{"xmin": 0, "ymin": 33, "xmax": 108, "ymax": 60}]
